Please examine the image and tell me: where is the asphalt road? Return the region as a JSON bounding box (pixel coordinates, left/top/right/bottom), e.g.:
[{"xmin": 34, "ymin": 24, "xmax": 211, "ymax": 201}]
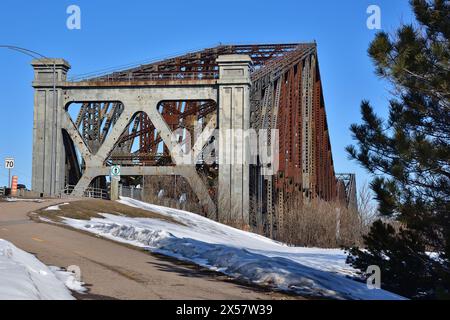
[{"xmin": 0, "ymin": 199, "xmax": 297, "ymax": 300}]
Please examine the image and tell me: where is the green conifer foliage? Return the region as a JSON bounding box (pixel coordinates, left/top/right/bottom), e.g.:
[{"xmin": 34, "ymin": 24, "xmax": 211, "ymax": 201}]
[{"xmin": 346, "ymin": 0, "xmax": 449, "ymax": 299}]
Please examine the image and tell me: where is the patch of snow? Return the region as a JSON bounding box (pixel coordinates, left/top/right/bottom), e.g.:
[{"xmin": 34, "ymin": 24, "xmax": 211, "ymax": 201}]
[
  {"xmin": 37, "ymin": 216, "xmax": 59, "ymax": 224},
  {"xmin": 44, "ymin": 203, "xmax": 69, "ymax": 211},
  {"xmin": 0, "ymin": 239, "xmax": 83, "ymax": 300},
  {"xmin": 179, "ymin": 193, "xmax": 187, "ymax": 204},
  {"xmin": 5, "ymin": 198, "xmax": 44, "ymax": 203},
  {"xmin": 49, "ymin": 266, "xmax": 86, "ymax": 294},
  {"xmin": 62, "ymin": 197, "xmax": 406, "ymax": 300}
]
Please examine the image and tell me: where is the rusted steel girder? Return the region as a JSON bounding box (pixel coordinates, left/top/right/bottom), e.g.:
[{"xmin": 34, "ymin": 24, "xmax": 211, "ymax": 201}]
[
  {"xmin": 109, "ymin": 100, "xmax": 216, "ymax": 164},
  {"xmin": 248, "ymin": 44, "xmax": 347, "ymax": 234},
  {"xmin": 79, "ymin": 44, "xmax": 304, "ymax": 82}
]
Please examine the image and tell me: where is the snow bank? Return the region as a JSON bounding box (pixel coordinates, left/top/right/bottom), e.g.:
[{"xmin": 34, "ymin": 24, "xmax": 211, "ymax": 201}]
[
  {"xmin": 0, "ymin": 239, "xmax": 84, "ymax": 300},
  {"xmin": 50, "ymin": 266, "xmax": 87, "ymax": 293},
  {"xmin": 63, "ymin": 197, "xmax": 405, "ymax": 300}
]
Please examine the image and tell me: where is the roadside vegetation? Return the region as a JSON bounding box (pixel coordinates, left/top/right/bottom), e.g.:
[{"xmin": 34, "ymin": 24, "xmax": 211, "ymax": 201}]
[
  {"xmin": 346, "ymin": 0, "xmax": 449, "ymax": 299},
  {"xmin": 277, "ymin": 198, "xmax": 365, "ymax": 248}
]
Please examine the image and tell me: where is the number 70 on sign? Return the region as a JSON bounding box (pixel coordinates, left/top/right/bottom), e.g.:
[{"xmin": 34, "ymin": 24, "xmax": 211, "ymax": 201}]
[{"xmin": 5, "ymin": 158, "xmax": 14, "ymax": 169}]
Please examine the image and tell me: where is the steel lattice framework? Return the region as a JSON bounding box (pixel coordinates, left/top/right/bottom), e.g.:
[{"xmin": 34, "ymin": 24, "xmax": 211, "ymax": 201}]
[
  {"xmin": 32, "ymin": 43, "xmax": 356, "ymax": 237},
  {"xmin": 87, "ymin": 44, "xmax": 304, "ymax": 82}
]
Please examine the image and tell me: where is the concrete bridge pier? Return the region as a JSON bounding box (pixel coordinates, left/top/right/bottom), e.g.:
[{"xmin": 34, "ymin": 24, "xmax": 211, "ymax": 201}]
[
  {"xmin": 31, "ymin": 59, "xmax": 71, "ymax": 197},
  {"xmin": 217, "ymin": 55, "xmax": 252, "ymax": 226}
]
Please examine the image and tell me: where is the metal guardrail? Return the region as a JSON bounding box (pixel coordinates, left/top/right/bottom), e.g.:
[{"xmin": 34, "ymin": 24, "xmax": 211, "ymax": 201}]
[
  {"xmin": 86, "ymin": 72, "xmax": 219, "ymax": 83},
  {"xmin": 61, "ymin": 185, "xmax": 109, "ymax": 200},
  {"xmin": 119, "ymin": 185, "xmax": 143, "ymax": 201},
  {"xmin": 68, "ymin": 45, "xmax": 220, "ymax": 82},
  {"xmin": 60, "ymin": 185, "xmax": 144, "ymax": 201}
]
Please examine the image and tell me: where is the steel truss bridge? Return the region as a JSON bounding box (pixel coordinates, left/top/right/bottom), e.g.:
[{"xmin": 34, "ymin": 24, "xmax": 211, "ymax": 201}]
[{"xmin": 31, "ymin": 43, "xmax": 357, "ymax": 238}]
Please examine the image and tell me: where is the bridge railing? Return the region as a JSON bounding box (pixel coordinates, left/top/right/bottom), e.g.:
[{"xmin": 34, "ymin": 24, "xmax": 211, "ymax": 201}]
[
  {"xmin": 60, "ymin": 185, "xmax": 145, "ymax": 201},
  {"xmin": 61, "ymin": 185, "xmax": 109, "ymax": 200},
  {"xmin": 119, "ymin": 185, "xmax": 143, "ymax": 201}
]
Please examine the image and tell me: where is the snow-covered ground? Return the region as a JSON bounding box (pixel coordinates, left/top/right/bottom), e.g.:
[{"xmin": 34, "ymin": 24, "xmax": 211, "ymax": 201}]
[
  {"xmin": 62, "ymin": 197, "xmax": 405, "ymax": 300},
  {"xmin": 4, "ymin": 198, "xmax": 44, "ymax": 203},
  {"xmin": 0, "ymin": 239, "xmax": 84, "ymax": 300}
]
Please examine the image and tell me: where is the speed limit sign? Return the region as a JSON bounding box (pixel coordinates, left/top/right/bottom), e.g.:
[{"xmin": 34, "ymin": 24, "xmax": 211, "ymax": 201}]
[{"xmin": 5, "ymin": 158, "xmax": 14, "ymax": 169}]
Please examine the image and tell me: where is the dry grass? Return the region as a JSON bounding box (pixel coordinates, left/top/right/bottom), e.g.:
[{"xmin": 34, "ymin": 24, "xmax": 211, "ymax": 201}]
[
  {"xmin": 278, "ymin": 198, "xmax": 364, "ymax": 248},
  {"xmin": 36, "ymin": 199, "xmax": 183, "ymax": 225}
]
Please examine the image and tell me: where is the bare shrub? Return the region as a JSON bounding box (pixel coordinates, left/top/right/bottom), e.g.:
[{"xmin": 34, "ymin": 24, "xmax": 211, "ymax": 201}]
[
  {"xmin": 276, "ymin": 182, "xmax": 402, "ymax": 249},
  {"xmin": 142, "ymin": 175, "xmax": 204, "ymax": 215},
  {"xmin": 249, "ymin": 195, "xmax": 265, "ymax": 235},
  {"xmin": 357, "ymin": 181, "xmax": 378, "ymax": 234},
  {"xmin": 356, "ymin": 182, "xmax": 405, "ymax": 236},
  {"xmin": 278, "ymin": 198, "xmax": 364, "ymax": 248}
]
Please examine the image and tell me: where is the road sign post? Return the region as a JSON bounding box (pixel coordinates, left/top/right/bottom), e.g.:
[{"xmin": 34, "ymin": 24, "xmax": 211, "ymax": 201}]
[
  {"xmin": 111, "ymin": 165, "xmax": 121, "ymax": 179},
  {"xmin": 110, "ymin": 165, "xmax": 121, "ymax": 201},
  {"xmin": 4, "ymin": 158, "xmax": 15, "ymax": 189}
]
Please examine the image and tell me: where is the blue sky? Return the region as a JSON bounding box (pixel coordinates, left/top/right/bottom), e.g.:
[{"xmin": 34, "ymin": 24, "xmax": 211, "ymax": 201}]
[{"xmin": 0, "ymin": 0, "xmax": 415, "ymax": 190}]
